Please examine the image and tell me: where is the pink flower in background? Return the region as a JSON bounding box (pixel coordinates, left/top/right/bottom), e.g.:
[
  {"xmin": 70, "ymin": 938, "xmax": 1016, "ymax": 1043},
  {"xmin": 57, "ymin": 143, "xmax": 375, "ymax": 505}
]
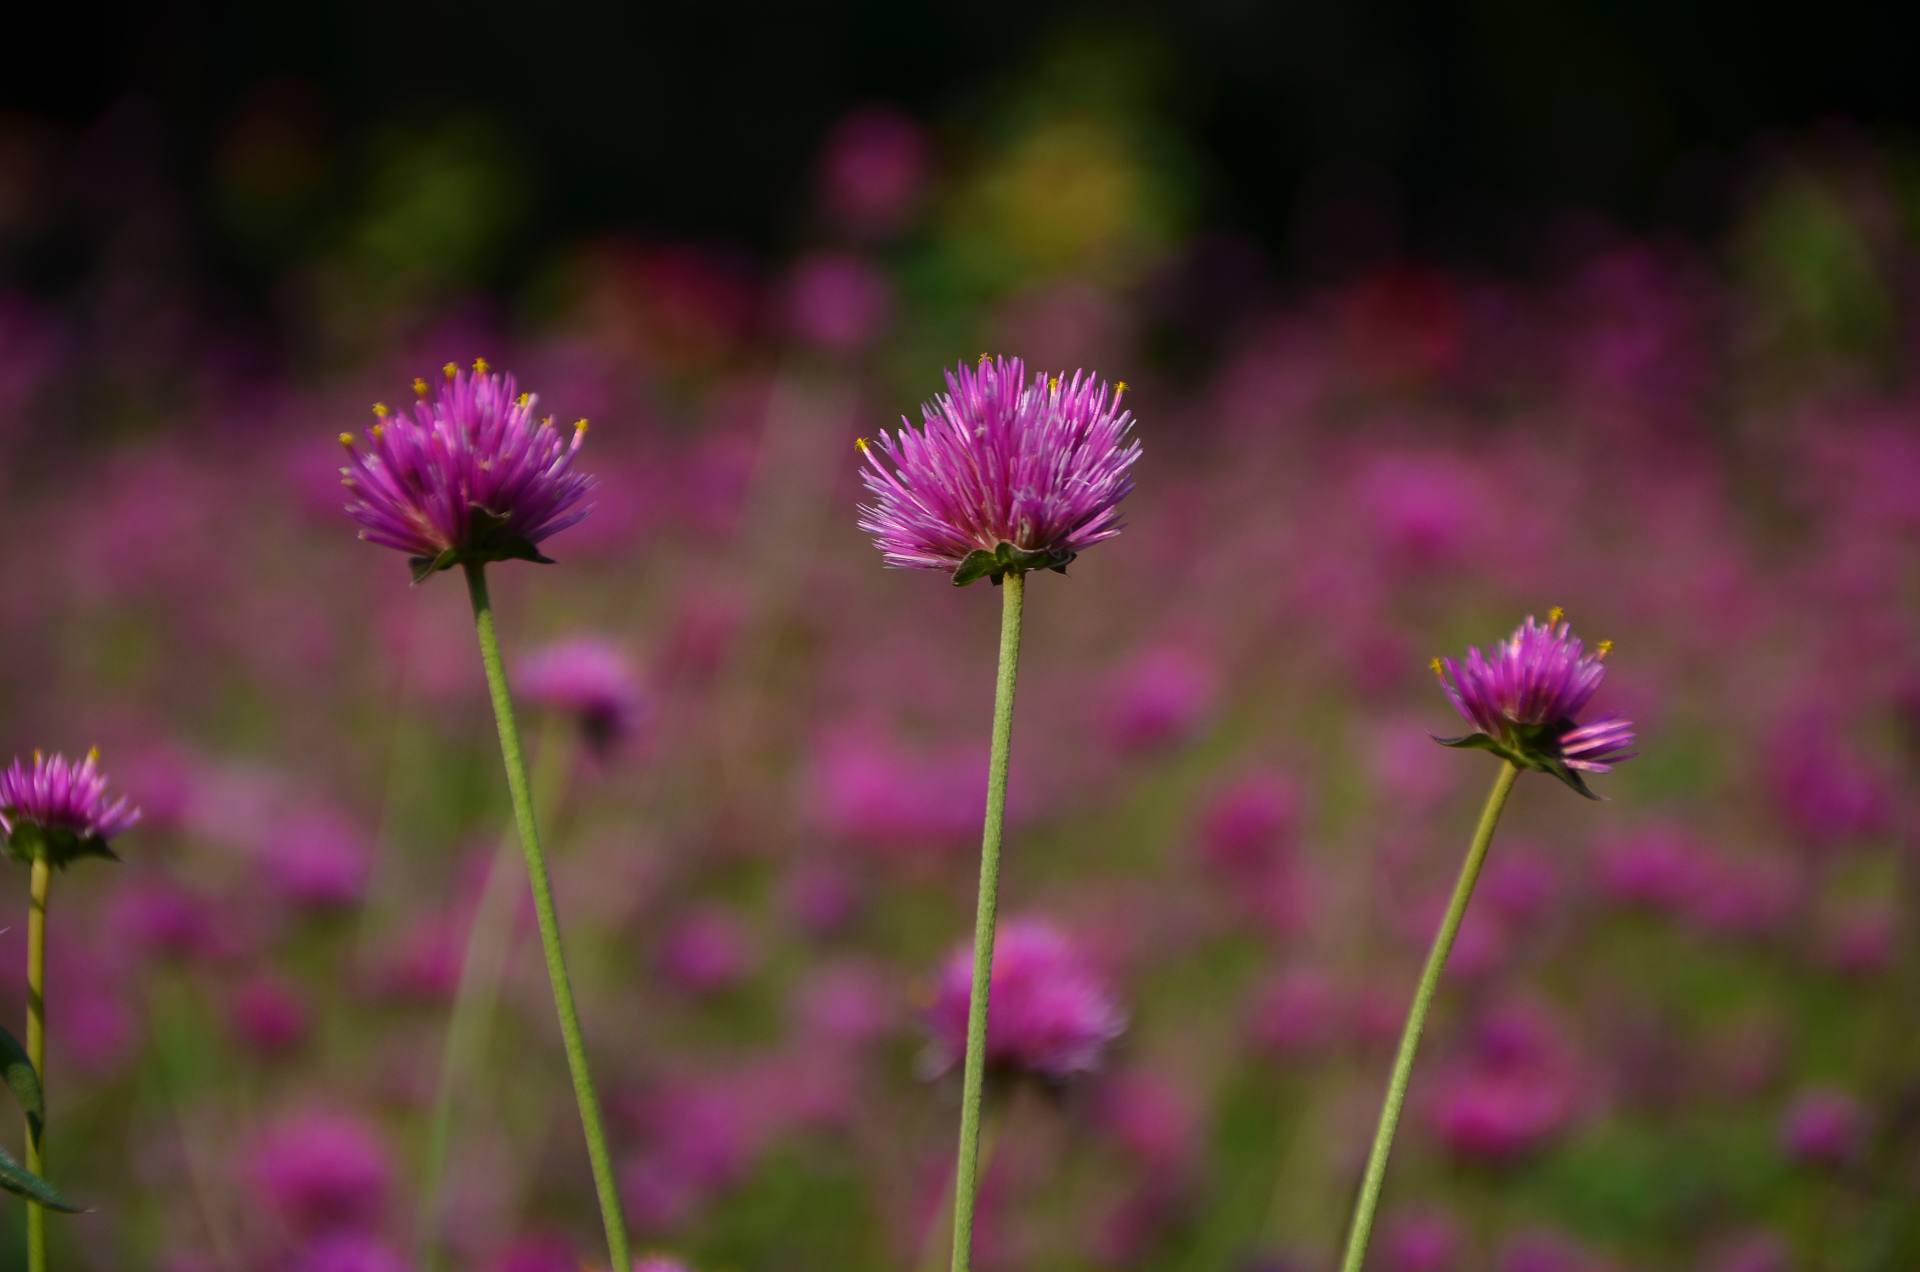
[
  {"xmin": 818, "ymin": 107, "xmax": 928, "ymax": 233},
  {"xmin": 1195, "ymin": 770, "xmax": 1301, "ymax": 876},
  {"xmin": 1105, "ymin": 645, "xmax": 1219, "ymax": 751},
  {"xmin": 1780, "ymin": 1087, "xmax": 1866, "ymax": 1168},
  {"xmin": 658, "ymin": 907, "xmax": 759, "ymax": 996},
  {"xmin": 265, "ymin": 807, "xmax": 374, "ymax": 912},
  {"xmin": 518, "ymin": 635, "xmax": 649, "ymax": 758},
  {"xmin": 229, "ymin": 973, "xmax": 310, "ymax": 1056},
  {"xmin": 250, "ymin": 1110, "xmax": 392, "ymax": 1235},
  {"xmin": 781, "ymin": 252, "xmax": 893, "ymax": 352},
  {"xmin": 294, "ymin": 1234, "xmax": 411, "ymax": 1272},
  {"xmin": 1380, "ymin": 1210, "xmax": 1463, "ymax": 1272},
  {"xmin": 925, "ymin": 917, "xmax": 1125, "ymax": 1080}
]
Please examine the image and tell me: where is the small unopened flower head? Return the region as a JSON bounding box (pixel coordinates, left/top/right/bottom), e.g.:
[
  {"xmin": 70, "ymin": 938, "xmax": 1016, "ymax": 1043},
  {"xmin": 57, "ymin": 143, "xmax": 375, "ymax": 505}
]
[
  {"xmin": 1, "ymin": 747, "xmax": 140, "ymax": 868},
  {"xmin": 339, "ymin": 359, "xmax": 595, "ymax": 581},
  {"xmin": 857, "ymin": 355, "xmax": 1141, "ymax": 585},
  {"xmin": 924, "ymin": 917, "xmax": 1126, "ymax": 1080},
  {"xmin": 1431, "ymin": 608, "xmax": 1636, "ymax": 797}
]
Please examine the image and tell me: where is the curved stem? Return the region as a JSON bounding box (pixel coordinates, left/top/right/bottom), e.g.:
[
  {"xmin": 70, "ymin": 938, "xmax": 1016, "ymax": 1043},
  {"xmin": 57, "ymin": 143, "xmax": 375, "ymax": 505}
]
[
  {"xmin": 1339, "ymin": 761, "xmax": 1519, "ymax": 1272},
  {"xmin": 950, "ymin": 571, "xmax": 1026, "ymax": 1272},
  {"xmin": 463, "ymin": 562, "xmax": 630, "ymax": 1271},
  {"xmin": 24, "ymin": 855, "xmax": 50, "ymax": 1272},
  {"xmin": 418, "ymin": 724, "xmax": 574, "ymax": 1270}
]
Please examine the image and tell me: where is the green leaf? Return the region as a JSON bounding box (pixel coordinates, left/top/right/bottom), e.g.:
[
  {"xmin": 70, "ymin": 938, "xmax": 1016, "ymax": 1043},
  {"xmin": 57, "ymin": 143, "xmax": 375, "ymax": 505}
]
[
  {"xmin": 1541, "ymin": 757, "xmax": 1601, "ymax": 800},
  {"xmin": 0, "ymin": 1144, "xmax": 81, "ymax": 1212},
  {"xmin": 0, "ymin": 1025, "xmax": 42, "ymax": 1146},
  {"xmin": 408, "ymin": 549, "xmax": 460, "ymax": 584},
  {"xmin": 4, "ymin": 824, "xmax": 119, "ymax": 871}
]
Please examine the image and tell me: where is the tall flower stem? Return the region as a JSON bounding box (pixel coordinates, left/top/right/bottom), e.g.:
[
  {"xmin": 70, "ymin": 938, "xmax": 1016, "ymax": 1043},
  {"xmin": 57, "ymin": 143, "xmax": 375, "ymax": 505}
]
[
  {"xmin": 1339, "ymin": 761, "xmax": 1519, "ymax": 1272},
  {"xmin": 23, "ymin": 854, "xmax": 51, "ymax": 1272},
  {"xmin": 950, "ymin": 571, "xmax": 1026, "ymax": 1272},
  {"xmin": 418, "ymin": 722, "xmax": 574, "ymax": 1270},
  {"xmin": 462, "ymin": 562, "xmax": 630, "ymax": 1270}
]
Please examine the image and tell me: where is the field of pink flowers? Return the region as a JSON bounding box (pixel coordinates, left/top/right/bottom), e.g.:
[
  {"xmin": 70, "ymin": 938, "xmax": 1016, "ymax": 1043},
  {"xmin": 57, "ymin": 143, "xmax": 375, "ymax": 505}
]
[{"xmin": 1, "ymin": 94, "xmax": 1917, "ymax": 1272}]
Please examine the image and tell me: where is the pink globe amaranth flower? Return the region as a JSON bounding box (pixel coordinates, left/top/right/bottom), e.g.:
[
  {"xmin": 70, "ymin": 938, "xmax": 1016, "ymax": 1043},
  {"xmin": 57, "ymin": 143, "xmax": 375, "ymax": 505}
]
[
  {"xmin": 633, "ymin": 1258, "xmax": 694, "ymax": 1272},
  {"xmin": 925, "ymin": 917, "xmax": 1126, "ymax": 1081},
  {"xmin": 1780, "ymin": 1087, "xmax": 1867, "ymax": 1168},
  {"xmin": 229, "ymin": 974, "xmax": 310, "ymax": 1056},
  {"xmin": 249, "ymin": 1110, "xmax": 392, "ymax": 1235},
  {"xmin": 1196, "ymin": 770, "xmax": 1301, "ymax": 876},
  {"xmin": 517, "ymin": 636, "xmax": 649, "ymax": 758},
  {"xmin": 1432, "ymin": 609, "xmax": 1635, "ymax": 797},
  {"xmin": 1, "ymin": 747, "xmax": 141, "ymax": 868},
  {"xmin": 265, "ymin": 808, "xmax": 374, "ymax": 912},
  {"xmin": 294, "ymin": 1234, "xmax": 411, "ymax": 1272},
  {"xmin": 818, "ymin": 107, "xmax": 928, "ymax": 233},
  {"xmin": 339, "ymin": 359, "xmax": 595, "ymax": 582},
  {"xmin": 1105, "ymin": 645, "xmax": 1219, "ymax": 752},
  {"xmin": 781, "ymin": 252, "xmax": 893, "ymax": 352},
  {"xmin": 857, "ymin": 356, "xmax": 1141, "ymax": 585},
  {"xmin": 1380, "ymin": 1210, "xmax": 1463, "ymax": 1272},
  {"xmin": 657, "ymin": 907, "xmax": 758, "ymax": 996}
]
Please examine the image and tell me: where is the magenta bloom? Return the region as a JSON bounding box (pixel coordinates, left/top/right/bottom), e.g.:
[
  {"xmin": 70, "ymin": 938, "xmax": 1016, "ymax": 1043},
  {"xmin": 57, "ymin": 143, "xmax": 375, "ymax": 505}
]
[
  {"xmin": 339, "ymin": 359, "xmax": 595, "ymax": 581},
  {"xmin": 250, "ymin": 1110, "xmax": 392, "ymax": 1235},
  {"xmin": 857, "ymin": 356, "xmax": 1141, "ymax": 585},
  {"xmin": 1432, "ymin": 609, "xmax": 1635, "ymax": 796},
  {"xmin": 518, "ymin": 636, "xmax": 648, "ymax": 757},
  {"xmin": 925, "ymin": 917, "xmax": 1125, "ymax": 1080},
  {"xmin": 1780, "ymin": 1087, "xmax": 1866, "ymax": 1168},
  {"xmin": 1, "ymin": 747, "xmax": 141, "ymax": 867}
]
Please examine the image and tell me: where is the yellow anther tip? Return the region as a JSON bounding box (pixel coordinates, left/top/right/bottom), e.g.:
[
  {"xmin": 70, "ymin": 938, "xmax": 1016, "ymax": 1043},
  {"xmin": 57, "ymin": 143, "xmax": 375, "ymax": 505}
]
[
  {"xmin": 1429, "ymin": 656, "xmax": 1445, "ymax": 676},
  {"xmin": 573, "ymin": 417, "xmax": 589, "ymax": 432},
  {"xmin": 372, "ymin": 402, "xmax": 390, "ymax": 418},
  {"xmin": 412, "ymin": 377, "xmax": 430, "ymax": 397},
  {"xmin": 442, "ymin": 361, "xmax": 459, "ymax": 379},
  {"xmin": 854, "ymin": 436, "xmax": 869, "ymax": 453},
  {"xmin": 1596, "ymin": 639, "xmax": 1614, "ymax": 658},
  {"xmin": 516, "ymin": 391, "xmax": 530, "ymax": 407},
  {"xmin": 1116, "ymin": 380, "xmax": 1129, "ymax": 393},
  {"xmin": 86, "ymin": 746, "xmax": 101, "ymax": 764},
  {"xmin": 1546, "ymin": 606, "xmax": 1565, "ymax": 625},
  {"xmin": 473, "ymin": 356, "xmax": 490, "ymax": 375},
  {"xmin": 338, "ymin": 432, "xmax": 356, "ymax": 447}
]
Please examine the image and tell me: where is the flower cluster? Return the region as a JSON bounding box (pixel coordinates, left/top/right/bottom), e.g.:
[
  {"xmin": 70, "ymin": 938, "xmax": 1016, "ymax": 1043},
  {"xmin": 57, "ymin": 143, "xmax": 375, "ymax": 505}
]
[
  {"xmin": 1432, "ymin": 609, "xmax": 1637, "ymax": 795},
  {"xmin": 0, "ymin": 747, "xmax": 141, "ymax": 867},
  {"xmin": 856, "ymin": 355, "xmax": 1141, "ymax": 584},
  {"xmin": 340, "ymin": 359, "xmax": 596, "ymax": 581}
]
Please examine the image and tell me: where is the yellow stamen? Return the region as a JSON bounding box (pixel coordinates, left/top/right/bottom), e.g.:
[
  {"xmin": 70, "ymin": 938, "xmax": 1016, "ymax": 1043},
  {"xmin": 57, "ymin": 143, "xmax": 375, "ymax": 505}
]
[
  {"xmin": 86, "ymin": 746, "xmax": 100, "ymax": 764},
  {"xmin": 473, "ymin": 356, "xmax": 490, "ymax": 375},
  {"xmin": 338, "ymin": 432, "xmax": 356, "ymax": 448},
  {"xmin": 517, "ymin": 392, "xmax": 530, "ymax": 407},
  {"xmin": 1049, "ymin": 376, "xmax": 1060, "ymax": 392},
  {"xmin": 1116, "ymin": 380, "xmax": 1129, "ymax": 394},
  {"xmin": 372, "ymin": 402, "xmax": 390, "ymax": 419},
  {"xmin": 978, "ymin": 351, "xmax": 991, "ymax": 364},
  {"xmin": 1429, "ymin": 657, "xmax": 1445, "ymax": 677},
  {"xmin": 371, "ymin": 424, "xmax": 384, "ymax": 439},
  {"xmin": 413, "ymin": 377, "xmax": 430, "ymax": 398},
  {"xmin": 1546, "ymin": 605, "xmax": 1565, "ymax": 625},
  {"xmin": 33, "ymin": 749, "xmax": 42, "ymax": 764},
  {"xmin": 442, "ymin": 361, "xmax": 459, "ymax": 380},
  {"xmin": 573, "ymin": 418, "xmax": 589, "ymax": 433},
  {"xmin": 1595, "ymin": 639, "xmax": 1614, "ymax": 659},
  {"xmin": 854, "ymin": 436, "xmax": 869, "ymax": 453},
  {"xmin": 541, "ymin": 415, "xmax": 555, "ymax": 428}
]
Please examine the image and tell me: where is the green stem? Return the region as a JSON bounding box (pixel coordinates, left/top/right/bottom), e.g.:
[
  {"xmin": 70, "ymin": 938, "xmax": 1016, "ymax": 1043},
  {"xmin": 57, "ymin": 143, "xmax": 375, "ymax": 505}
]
[
  {"xmin": 463, "ymin": 562, "xmax": 630, "ymax": 1271},
  {"xmin": 1339, "ymin": 761, "xmax": 1519, "ymax": 1272},
  {"xmin": 418, "ymin": 723, "xmax": 574, "ymax": 1270},
  {"xmin": 24, "ymin": 854, "xmax": 50, "ymax": 1272},
  {"xmin": 950, "ymin": 571, "xmax": 1026, "ymax": 1272}
]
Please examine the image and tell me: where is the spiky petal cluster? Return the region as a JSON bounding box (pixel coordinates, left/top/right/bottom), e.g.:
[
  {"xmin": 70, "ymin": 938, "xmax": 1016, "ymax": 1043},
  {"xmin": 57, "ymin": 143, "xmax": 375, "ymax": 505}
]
[
  {"xmin": 857, "ymin": 356, "xmax": 1141, "ymax": 585},
  {"xmin": 925, "ymin": 918, "xmax": 1126, "ymax": 1080},
  {"xmin": 340, "ymin": 359, "xmax": 595, "ymax": 580},
  {"xmin": 1432, "ymin": 610, "xmax": 1636, "ymax": 797},
  {"xmin": 0, "ymin": 748, "xmax": 141, "ymax": 867}
]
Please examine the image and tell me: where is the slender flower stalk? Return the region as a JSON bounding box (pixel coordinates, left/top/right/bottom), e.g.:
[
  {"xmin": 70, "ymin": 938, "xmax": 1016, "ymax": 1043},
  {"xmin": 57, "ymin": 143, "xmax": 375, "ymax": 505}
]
[
  {"xmin": 859, "ymin": 356, "xmax": 1141, "ymax": 1272},
  {"xmin": 2, "ymin": 748, "xmax": 140, "ymax": 1271},
  {"xmin": 950, "ymin": 570, "xmax": 1024, "ymax": 1272},
  {"xmin": 1339, "ymin": 761, "xmax": 1517, "ymax": 1272},
  {"xmin": 339, "ymin": 361, "xmax": 628, "ymax": 1268},
  {"xmin": 1340, "ymin": 609, "xmax": 1634, "ymax": 1271},
  {"xmin": 463, "ymin": 562, "xmax": 630, "ymax": 1270}
]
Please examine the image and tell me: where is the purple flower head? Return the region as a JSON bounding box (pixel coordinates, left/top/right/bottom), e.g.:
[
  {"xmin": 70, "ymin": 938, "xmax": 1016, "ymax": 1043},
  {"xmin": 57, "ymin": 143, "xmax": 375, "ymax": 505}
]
[
  {"xmin": 1780, "ymin": 1087, "xmax": 1866, "ymax": 1168},
  {"xmin": 1432, "ymin": 608, "xmax": 1636, "ymax": 797},
  {"xmin": 249, "ymin": 1109, "xmax": 391, "ymax": 1235},
  {"xmin": 1, "ymin": 747, "xmax": 141, "ymax": 869},
  {"xmin": 925, "ymin": 917, "xmax": 1126, "ymax": 1080},
  {"xmin": 518, "ymin": 636, "xmax": 648, "ymax": 757},
  {"xmin": 294, "ymin": 1234, "xmax": 411, "ymax": 1272},
  {"xmin": 857, "ymin": 356, "xmax": 1141, "ymax": 585},
  {"xmin": 339, "ymin": 358, "xmax": 595, "ymax": 581}
]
